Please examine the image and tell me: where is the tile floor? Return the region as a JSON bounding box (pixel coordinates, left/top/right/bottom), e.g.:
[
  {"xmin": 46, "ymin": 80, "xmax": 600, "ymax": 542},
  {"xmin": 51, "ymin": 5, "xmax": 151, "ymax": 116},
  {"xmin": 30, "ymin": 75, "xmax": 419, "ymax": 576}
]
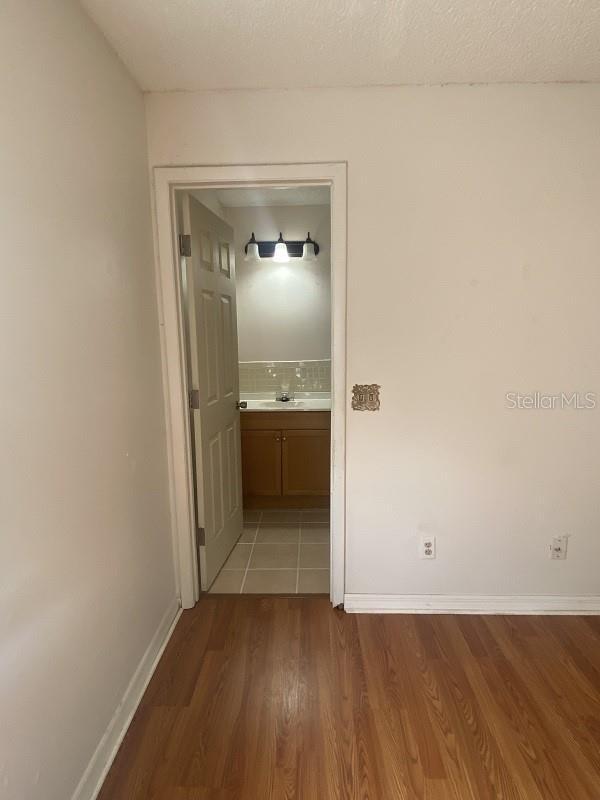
[{"xmin": 209, "ymin": 509, "xmax": 330, "ymax": 594}]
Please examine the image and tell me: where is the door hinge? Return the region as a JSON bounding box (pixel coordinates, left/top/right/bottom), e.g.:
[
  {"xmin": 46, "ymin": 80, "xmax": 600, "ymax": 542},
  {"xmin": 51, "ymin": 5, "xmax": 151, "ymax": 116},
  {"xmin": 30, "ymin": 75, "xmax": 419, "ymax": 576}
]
[
  {"xmin": 189, "ymin": 389, "xmax": 200, "ymax": 410},
  {"xmin": 178, "ymin": 234, "xmax": 192, "ymax": 258},
  {"xmin": 197, "ymin": 527, "xmax": 206, "ymax": 546}
]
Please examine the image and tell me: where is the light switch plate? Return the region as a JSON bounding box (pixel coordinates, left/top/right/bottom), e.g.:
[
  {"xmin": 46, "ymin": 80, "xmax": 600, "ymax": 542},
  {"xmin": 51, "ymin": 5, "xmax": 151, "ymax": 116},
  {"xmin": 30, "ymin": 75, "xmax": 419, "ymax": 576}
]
[{"xmin": 352, "ymin": 384, "xmax": 381, "ymax": 411}]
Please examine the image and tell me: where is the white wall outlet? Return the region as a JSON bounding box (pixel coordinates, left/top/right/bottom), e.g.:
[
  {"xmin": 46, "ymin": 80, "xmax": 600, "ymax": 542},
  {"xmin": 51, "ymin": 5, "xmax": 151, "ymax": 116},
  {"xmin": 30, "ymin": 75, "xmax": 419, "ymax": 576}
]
[
  {"xmin": 420, "ymin": 535, "xmax": 436, "ymax": 559},
  {"xmin": 550, "ymin": 535, "xmax": 568, "ymax": 560}
]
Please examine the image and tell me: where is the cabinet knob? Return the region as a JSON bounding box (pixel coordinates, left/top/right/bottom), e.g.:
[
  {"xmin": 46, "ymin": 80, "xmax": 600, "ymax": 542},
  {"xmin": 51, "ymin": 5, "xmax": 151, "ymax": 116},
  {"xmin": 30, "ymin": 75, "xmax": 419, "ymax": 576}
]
[
  {"xmin": 282, "ymin": 436, "xmax": 287, "ymax": 441},
  {"xmin": 275, "ymin": 436, "xmax": 281, "ymax": 441}
]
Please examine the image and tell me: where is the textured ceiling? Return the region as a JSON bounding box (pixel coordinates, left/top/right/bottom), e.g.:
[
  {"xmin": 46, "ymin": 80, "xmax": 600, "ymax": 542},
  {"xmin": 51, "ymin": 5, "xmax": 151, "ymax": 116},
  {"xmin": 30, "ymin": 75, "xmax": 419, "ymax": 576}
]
[{"xmin": 81, "ymin": 0, "xmax": 600, "ymax": 91}]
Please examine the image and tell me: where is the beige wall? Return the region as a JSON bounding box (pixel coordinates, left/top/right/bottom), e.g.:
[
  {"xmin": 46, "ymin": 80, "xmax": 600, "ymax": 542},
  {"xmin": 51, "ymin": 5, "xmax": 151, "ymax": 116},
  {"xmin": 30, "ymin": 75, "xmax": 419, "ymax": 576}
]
[
  {"xmin": 146, "ymin": 84, "xmax": 600, "ymax": 598},
  {"xmin": 227, "ymin": 204, "xmax": 331, "ymax": 363},
  {"xmin": 0, "ymin": 2, "xmax": 175, "ymax": 799}
]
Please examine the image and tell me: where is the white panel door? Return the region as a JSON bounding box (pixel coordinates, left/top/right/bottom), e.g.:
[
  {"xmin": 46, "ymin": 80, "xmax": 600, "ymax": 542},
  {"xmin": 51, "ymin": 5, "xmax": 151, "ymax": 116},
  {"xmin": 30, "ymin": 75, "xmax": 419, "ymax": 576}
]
[{"xmin": 181, "ymin": 194, "xmax": 243, "ymax": 590}]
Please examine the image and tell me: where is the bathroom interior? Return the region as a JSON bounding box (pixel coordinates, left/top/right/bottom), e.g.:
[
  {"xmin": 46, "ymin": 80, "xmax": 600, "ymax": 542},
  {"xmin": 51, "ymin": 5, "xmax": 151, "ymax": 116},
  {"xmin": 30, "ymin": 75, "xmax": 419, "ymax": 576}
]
[{"xmin": 189, "ymin": 185, "xmax": 332, "ymax": 595}]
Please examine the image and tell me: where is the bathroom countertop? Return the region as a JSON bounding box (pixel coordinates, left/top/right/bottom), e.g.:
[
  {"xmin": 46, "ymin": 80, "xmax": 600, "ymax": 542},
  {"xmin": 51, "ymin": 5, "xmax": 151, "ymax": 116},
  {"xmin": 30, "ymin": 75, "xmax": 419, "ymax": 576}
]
[{"xmin": 240, "ymin": 392, "xmax": 331, "ymax": 411}]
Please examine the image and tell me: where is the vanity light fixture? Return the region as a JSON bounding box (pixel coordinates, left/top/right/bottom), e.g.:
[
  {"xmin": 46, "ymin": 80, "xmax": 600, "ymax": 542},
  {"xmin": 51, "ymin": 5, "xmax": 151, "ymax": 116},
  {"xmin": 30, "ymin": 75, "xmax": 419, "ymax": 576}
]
[{"xmin": 244, "ymin": 232, "xmax": 320, "ymax": 261}]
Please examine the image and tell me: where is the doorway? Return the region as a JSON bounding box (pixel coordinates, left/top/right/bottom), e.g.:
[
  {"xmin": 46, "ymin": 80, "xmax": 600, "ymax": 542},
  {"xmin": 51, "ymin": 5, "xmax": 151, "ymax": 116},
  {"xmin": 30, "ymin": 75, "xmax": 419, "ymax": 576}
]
[
  {"xmin": 153, "ymin": 163, "xmax": 347, "ymax": 608},
  {"xmin": 189, "ymin": 186, "xmax": 331, "ymax": 595}
]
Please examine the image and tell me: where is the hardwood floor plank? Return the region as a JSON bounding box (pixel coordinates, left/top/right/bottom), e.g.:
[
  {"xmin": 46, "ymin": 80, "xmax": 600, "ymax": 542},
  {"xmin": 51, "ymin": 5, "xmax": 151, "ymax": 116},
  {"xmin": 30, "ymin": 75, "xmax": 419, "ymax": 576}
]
[
  {"xmin": 355, "ymin": 616, "xmax": 413, "ymax": 798},
  {"xmin": 141, "ymin": 599, "xmax": 217, "ymax": 709},
  {"xmin": 98, "ymin": 600, "xmax": 600, "ymax": 800},
  {"xmin": 396, "ymin": 618, "xmax": 448, "ymax": 784},
  {"xmin": 483, "ymin": 615, "xmax": 599, "ymax": 800},
  {"xmin": 427, "ymin": 616, "xmax": 523, "ymax": 800}
]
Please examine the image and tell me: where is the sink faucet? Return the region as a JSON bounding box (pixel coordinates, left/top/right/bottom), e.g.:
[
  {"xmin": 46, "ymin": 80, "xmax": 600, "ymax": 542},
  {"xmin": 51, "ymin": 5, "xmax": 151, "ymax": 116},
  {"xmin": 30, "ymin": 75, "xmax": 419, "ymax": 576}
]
[{"xmin": 276, "ymin": 379, "xmax": 294, "ymax": 402}]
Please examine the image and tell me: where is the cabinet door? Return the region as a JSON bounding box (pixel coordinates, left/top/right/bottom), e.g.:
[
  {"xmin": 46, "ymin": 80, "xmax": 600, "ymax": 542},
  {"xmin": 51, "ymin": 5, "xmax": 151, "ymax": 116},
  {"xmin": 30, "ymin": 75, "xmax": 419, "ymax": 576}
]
[
  {"xmin": 282, "ymin": 430, "xmax": 330, "ymax": 496},
  {"xmin": 241, "ymin": 430, "xmax": 282, "ymax": 496}
]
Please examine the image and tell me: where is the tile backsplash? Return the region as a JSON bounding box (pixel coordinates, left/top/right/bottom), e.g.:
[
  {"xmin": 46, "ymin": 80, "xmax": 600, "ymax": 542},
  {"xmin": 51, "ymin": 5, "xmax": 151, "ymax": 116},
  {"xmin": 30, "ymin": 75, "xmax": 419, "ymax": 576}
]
[{"xmin": 239, "ymin": 360, "xmax": 331, "ymax": 394}]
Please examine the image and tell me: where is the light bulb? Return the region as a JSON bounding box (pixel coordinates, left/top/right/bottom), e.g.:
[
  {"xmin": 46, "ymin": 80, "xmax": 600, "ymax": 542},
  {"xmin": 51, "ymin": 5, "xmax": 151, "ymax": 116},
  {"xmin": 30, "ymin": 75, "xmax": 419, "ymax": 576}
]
[
  {"xmin": 273, "ymin": 232, "xmax": 289, "ymax": 263},
  {"xmin": 245, "ymin": 242, "xmax": 259, "ymax": 260},
  {"xmin": 245, "ymin": 233, "xmax": 260, "ymax": 261},
  {"xmin": 302, "ymin": 233, "xmax": 317, "ymax": 261}
]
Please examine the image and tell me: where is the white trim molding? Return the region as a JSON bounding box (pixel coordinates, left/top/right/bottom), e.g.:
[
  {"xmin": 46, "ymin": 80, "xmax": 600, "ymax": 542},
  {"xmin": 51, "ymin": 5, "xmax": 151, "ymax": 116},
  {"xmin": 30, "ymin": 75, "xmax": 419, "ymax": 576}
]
[
  {"xmin": 344, "ymin": 594, "xmax": 600, "ymax": 615},
  {"xmin": 152, "ymin": 163, "xmax": 347, "ymax": 609},
  {"xmin": 71, "ymin": 599, "xmax": 181, "ymax": 800}
]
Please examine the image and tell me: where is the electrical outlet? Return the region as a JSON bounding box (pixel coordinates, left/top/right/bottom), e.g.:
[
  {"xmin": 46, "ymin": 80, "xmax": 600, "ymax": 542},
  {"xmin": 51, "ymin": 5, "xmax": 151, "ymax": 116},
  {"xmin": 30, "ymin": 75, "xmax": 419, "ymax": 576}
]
[
  {"xmin": 550, "ymin": 535, "xmax": 568, "ymax": 560},
  {"xmin": 420, "ymin": 535, "xmax": 436, "ymax": 559}
]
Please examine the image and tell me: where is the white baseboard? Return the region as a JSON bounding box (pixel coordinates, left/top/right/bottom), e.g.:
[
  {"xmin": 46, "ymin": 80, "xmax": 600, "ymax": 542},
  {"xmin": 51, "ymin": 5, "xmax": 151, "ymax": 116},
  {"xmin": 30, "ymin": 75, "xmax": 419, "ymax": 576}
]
[
  {"xmin": 72, "ymin": 598, "xmax": 182, "ymax": 800},
  {"xmin": 344, "ymin": 594, "xmax": 600, "ymax": 615}
]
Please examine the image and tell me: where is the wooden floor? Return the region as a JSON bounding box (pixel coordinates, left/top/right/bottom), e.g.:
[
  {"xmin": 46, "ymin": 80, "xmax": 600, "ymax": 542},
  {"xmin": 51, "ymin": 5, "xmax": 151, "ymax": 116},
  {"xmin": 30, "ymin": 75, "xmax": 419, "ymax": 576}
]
[{"xmin": 99, "ymin": 597, "xmax": 600, "ymax": 800}]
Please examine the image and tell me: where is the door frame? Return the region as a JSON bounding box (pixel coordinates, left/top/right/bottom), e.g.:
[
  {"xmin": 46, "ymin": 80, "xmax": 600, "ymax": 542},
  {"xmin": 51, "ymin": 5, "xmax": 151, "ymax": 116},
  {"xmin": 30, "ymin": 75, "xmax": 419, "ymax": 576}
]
[{"xmin": 152, "ymin": 162, "xmax": 347, "ymax": 608}]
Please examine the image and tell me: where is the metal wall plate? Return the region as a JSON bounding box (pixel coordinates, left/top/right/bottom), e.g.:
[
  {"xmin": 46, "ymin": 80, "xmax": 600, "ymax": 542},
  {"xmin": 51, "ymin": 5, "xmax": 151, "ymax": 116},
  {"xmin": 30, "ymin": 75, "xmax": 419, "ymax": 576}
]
[
  {"xmin": 352, "ymin": 384, "xmax": 381, "ymax": 411},
  {"xmin": 178, "ymin": 233, "xmax": 192, "ymax": 257}
]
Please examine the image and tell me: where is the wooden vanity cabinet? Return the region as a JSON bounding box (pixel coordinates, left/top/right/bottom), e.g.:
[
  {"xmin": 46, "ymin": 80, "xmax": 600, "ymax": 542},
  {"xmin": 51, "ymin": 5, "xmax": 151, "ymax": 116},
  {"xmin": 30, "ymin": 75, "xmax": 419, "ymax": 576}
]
[
  {"xmin": 282, "ymin": 429, "xmax": 330, "ymax": 496},
  {"xmin": 241, "ymin": 411, "xmax": 330, "ymax": 508},
  {"xmin": 241, "ymin": 430, "xmax": 282, "ymax": 496}
]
